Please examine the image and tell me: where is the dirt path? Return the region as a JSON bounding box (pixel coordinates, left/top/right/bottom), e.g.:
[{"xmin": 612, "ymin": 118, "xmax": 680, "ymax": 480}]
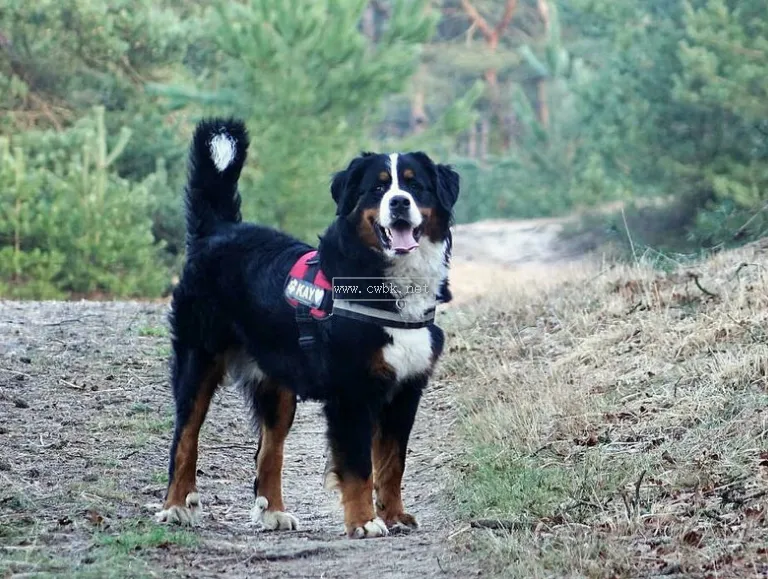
[
  {"xmin": 449, "ymin": 217, "xmax": 589, "ymax": 306},
  {"xmin": 0, "ymin": 220, "xmax": 590, "ymax": 578},
  {"xmin": 0, "ymin": 301, "xmax": 463, "ymax": 578}
]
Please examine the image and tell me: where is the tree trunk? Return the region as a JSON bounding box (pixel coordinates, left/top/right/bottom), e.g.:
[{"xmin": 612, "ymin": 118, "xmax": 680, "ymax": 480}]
[
  {"xmin": 536, "ymin": 81, "xmax": 549, "ymax": 129},
  {"xmin": 362, "ymin": 3, "xmax": 376, "ymax": 41},
  {"xmin": 480, "ymin": 115, "xmax": 490, "ymax": 161},
  {"xmin": 362, "ymin": 3, "xmax": 376, "ymax": 44},
  {"xmin": 535, "ymin": 0, "xmax": 551, "ymax": 129},
  {"xmin": 460, "ymin": 0, "xmax": 518, "ymax": 152},
  {"xmin": 410, "ymin": 65, "xmax": 427, "ymax": 134},
  {"xmin": 467, "ymin": 122, "xmax": 477, "ymax": 158}
]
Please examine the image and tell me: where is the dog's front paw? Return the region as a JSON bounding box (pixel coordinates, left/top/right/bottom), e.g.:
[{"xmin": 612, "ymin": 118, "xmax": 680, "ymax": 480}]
[
  {"xmin": 251, "ymin": 496, "xmax": 299, "ymax": 531},
  {"xmin": 381, "ymin": 511, "xmax": 418, "ymax": 533},
  {"xmin": 155, "ymin": 492, "xmax": 202, "ymax": 526},
  {"xmin": 347, "ymin": 517, "xmax": 389, "ymax": 539}
]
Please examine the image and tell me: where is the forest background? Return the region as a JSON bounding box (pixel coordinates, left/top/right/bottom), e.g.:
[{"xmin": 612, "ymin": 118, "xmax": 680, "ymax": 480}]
[{"xmin": 1, "ymin": 0, "xmax": 765, "ymax": 298}]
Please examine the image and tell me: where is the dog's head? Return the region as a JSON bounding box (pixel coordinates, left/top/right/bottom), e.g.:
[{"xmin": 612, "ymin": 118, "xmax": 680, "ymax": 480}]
[{"xmin": 331, "ymin": 152, "xmax": 459, "ymax": 256}]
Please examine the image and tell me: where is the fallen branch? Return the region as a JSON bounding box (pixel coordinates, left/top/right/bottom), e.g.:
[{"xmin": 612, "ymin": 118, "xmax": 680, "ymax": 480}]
[
  {"xmin": 59, "ymin": 378, "xmax": 84, "ymax": 390},
  {"xmin": 470, "ymin": 518, "xmax": 535, "ymax": 531},
  {"xmin": 241, "ymin": 546, "xmax": 327, "ymax": 564},
  {"xmin": 688, "ymin": 272, "xmax": 718, "ymax": 298},
  {"xmin": 634, "ymin": 469, "xmax": 646, "ymax": 506},
  {"xmin": 0, "ymin": 368, "xmax": 32, "ymax": 379},
  {"xmin": 202, "ymin": 443, "xmax": 256, "ymax": 451},
  {"xmin": 42, "ymin": 316, "xmax": 87, "ymax": 327},
  {"xmin": 436, "ymin": 555, "xmax": 448, "ymax": 574},
  {"xmin": 731, "ymin": 262, "xmax": 762, "ymax": 281}
]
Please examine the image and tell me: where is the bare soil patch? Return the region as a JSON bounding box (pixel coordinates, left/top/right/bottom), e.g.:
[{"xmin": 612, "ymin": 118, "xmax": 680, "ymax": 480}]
[
  {"xmin": 0, "ymin": 301, "xmax": 465, "ymax": 578},
  {"xmin": 448, "ymin": 217, "xmax": 592, "ymax": 306}
]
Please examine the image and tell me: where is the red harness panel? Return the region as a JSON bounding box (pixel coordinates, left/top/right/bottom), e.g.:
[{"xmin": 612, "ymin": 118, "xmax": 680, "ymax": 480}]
[{"xmin": 284, "ymin": 250, "xmax": 332, "ymax": 320}]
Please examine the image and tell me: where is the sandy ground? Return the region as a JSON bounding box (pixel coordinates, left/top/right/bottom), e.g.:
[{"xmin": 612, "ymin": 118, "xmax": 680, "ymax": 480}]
[
  {"xmin": 0, "ymin": 219, "xmax": 586, "ymax": 578},
  {"xmin": 449, "ymin": 217, "xmax": 588, "ymax": 306}
]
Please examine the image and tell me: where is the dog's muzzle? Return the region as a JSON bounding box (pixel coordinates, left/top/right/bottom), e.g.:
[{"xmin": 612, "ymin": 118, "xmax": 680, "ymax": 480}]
[{"xmin": 378, "ymin": 194, "xmax": 423, "ymax": 254}]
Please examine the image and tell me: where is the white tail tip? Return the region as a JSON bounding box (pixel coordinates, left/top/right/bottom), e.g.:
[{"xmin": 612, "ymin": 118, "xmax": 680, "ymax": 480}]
[{"xmin": 210, "ymin": 133, "xmax": 236, "ymax": 172}]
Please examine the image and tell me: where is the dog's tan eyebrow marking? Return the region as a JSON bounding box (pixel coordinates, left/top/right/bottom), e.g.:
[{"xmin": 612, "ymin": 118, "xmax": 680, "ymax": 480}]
[
  {"xmin": 378, "ymin": 171, "xmax": 391, "ymax": 182},
  {"xmin": 403, "ymin": 168, "xmax": 414, "ymax": 180}
]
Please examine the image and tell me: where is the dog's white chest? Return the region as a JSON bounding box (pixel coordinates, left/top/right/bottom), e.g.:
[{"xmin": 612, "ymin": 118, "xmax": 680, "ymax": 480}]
[
  {"xmin": 382, "ymin": 327, "xmax": 433, "ymax": 381},
  {"xmin": 379, "ymin": 238, "xmax": 445, "ymax": 381}
]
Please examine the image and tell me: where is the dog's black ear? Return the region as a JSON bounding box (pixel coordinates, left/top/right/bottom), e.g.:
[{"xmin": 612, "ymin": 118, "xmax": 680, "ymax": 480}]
[
  {"xmin": 331, "ymin": 154, "xmax": 372, "ymax": 216},
  {"xmin": 436, "ymin": 164, "xmax": 460, "ymax": 212},
  {"xmin": 330, "ymin": 169, "xmax": 349, "ymax": 214},
  {"xmin": 411, "ymin": 151, "xmax": 460, "ymax": 213}
]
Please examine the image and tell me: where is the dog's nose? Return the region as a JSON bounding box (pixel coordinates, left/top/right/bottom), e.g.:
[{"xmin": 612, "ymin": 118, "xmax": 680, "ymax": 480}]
[{"xmin": 389, "ymin": 196, "xmax": 411, "ymax": 211}]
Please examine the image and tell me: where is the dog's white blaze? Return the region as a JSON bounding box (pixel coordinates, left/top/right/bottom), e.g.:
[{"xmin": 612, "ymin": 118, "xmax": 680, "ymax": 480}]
[
  {"xmin": 380, "ymin": 153, "xmax": 422, "ymax": 228},
  {"xmin": 389, "ymin": 153, "xmax": 400, "ymax": 190},
  {"xmin": 210, "ymin": 133, "xmax": 236, "ymax": 172}
]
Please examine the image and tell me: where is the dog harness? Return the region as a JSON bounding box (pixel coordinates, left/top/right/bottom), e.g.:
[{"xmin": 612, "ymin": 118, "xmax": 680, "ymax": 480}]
[
  {"xmin": 284, "ymin": 251, "xmax": 333, "ymax": 321},
  {"xmin": 284, "ymin": 250, "xmax": 436, "ymax": 350}
]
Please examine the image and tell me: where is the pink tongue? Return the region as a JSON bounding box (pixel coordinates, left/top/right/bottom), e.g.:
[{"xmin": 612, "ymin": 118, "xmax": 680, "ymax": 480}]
[{"xmin": 390, "ymin": 227, "xmax": 418, "ymax": 253}]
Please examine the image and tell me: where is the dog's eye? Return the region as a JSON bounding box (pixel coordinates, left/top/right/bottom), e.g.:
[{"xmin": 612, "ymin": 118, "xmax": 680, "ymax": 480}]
[
  {"xmin": 374, "ymin": 184, "xmax": 387, "ymax": 193},
  {"xmin": 407, "ymin": 181, "xmax": 423, "ymax": 193}
]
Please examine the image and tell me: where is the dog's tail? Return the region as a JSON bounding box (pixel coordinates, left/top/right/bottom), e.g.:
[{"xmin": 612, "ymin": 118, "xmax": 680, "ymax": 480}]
[{"xmin": 185, "ymin": 118, "xmax": 249, "ymax": 244}]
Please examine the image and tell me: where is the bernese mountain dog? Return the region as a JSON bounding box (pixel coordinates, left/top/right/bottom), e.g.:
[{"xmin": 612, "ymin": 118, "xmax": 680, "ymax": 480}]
[{"xmin": 155, "ymin": 118, "xmax": 459, "ymax": 538}]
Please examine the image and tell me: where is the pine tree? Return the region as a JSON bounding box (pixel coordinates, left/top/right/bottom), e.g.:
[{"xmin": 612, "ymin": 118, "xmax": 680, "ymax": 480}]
[
  {"xmin": 155, "ymin": 0, "xmax": 437, "ymax": 238},
  {"xmin": 675, "ymin": 0, "xmax": 768, "ymax": 210},
  {"xmin": 1, "ymin": 0, "xmax": 201, "ymax": 251},
  {"xmin": 567, "ymin": 0, "xmax": 768, "ymax": 245},
  {"xmin": 0, "ymin": 107, "xmax": 169, "ymax": 298}
]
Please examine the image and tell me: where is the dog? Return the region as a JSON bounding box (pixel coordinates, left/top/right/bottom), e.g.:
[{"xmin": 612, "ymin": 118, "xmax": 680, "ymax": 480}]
[{"xmin": 155, "ymin": 118, "xmax": 459, "ymax": 538}]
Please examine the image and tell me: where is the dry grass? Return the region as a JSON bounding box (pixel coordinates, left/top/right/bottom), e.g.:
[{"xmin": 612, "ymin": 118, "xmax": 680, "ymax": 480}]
[{"xmin": 445, "ymin": 242, "xmax": 768, "ymax": 578}]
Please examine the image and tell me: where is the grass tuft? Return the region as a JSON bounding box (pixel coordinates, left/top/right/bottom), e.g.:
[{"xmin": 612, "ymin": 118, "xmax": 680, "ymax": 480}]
[
  {"xmin": 137, "ymin": 325, "xmax": 168, "ymax": 338},
  {"xmin": 96, "ymin": 524, "xmax": 198, "ymax": 554}
]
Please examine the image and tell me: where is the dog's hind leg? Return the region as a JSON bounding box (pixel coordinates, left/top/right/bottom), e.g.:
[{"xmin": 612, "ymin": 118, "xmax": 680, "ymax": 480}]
[
  {"xmin": 373, "ymin": 379, "xmax": 424, "ymax": 530},
  {"xmin": 249, "ymin": 378, "xmax": 299, "ymax": 531},
  {"xmin": 156, "ymin": 347, "xmax": 224, "ymax": 526},
  {"xmin": 324, "ymin": 399, "xmax": 389, "ymax": 539}
]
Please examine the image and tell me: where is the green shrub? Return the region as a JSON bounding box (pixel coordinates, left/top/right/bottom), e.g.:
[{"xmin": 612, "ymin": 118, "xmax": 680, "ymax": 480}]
[{"xmin": 0, "ymin": 107, "xmax": 169, "ymax": 298}]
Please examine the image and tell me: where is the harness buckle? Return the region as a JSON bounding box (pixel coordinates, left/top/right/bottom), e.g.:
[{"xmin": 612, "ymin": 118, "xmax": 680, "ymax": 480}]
[{"xmin": 298, "ymin": 333, "xmax": 316, "ymax": 348}]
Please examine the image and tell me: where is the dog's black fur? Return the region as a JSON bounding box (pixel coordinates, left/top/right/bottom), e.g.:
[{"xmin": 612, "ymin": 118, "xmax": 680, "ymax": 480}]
[{"xmin": 159, "ymin": 118, "xmax": 459, "ymax": 537}]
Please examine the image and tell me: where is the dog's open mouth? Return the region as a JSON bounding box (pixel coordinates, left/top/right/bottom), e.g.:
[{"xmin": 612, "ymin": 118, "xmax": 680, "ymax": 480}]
[{"xmin": 375, "ymin": 219, "xmax": 422, "ymax": 254}]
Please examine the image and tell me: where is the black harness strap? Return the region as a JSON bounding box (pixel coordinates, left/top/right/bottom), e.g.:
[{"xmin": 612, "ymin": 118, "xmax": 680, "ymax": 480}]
[
  {"xmin": 332, "ymin": 301, "xmax": 435, "ymax": 329},
  {"xmin": 296, "ymin": 255, "xmax": 323, "ymax": 353}
]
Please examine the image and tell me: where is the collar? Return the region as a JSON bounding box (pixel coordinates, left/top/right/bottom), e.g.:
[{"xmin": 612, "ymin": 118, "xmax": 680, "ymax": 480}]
[{"xmin": 333, "ymin": 299, "xmax": 435, "ymax": 329}]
